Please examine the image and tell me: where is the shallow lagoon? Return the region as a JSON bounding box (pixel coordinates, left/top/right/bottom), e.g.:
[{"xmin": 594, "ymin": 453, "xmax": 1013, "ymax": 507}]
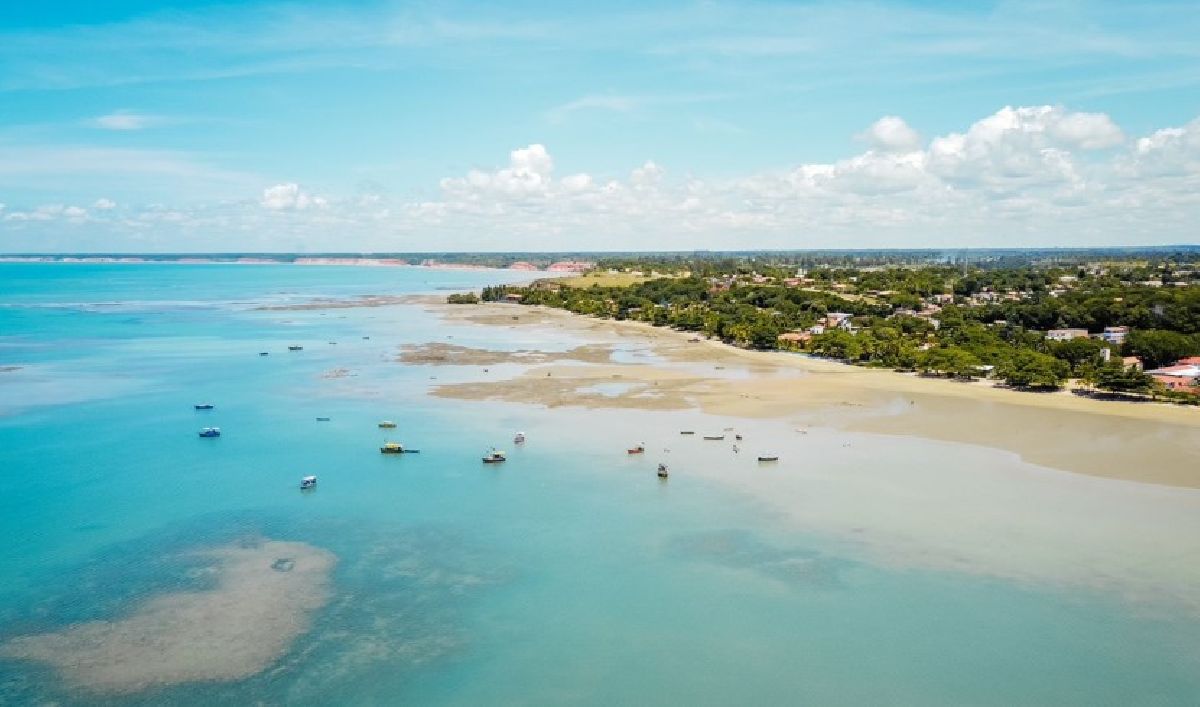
[{"xmin": 2, "ymin": 263, "xmax": 1199, "ymax": 705}]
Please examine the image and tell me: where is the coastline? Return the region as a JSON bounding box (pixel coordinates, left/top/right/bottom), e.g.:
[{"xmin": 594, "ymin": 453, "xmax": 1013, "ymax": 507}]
[{"xmin": 424, "ymin": 301, "xmax": 1200, "ymax": 488}]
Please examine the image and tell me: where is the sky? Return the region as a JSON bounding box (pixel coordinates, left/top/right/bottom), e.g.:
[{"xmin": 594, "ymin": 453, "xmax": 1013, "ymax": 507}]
[{"xmin": 1, "ymin": 0, "xmax": 1199, "ymax": 252}]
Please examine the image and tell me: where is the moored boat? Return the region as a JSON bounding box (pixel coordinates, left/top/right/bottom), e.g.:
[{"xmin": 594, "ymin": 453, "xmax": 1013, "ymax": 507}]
[
  {"xmin": 627, "ymin": 443, "xmax": 646, "ymax": 454},
  {"xmin": 378, "ymin": 420, "xmax": 397, "ymax": 428},
  {"xmin": 300, "ymin": 475, "xmax": 317, "ymax": 489},
  {"xmin": 194, "ymin": 403, "xmax": 214, "ymax": 410},
  {"xmin": 680, "ymin": 431, "xmax": 695, "ymax": 435},
  {"xmin": 288, "ymin": 345, "xmax": 303, "ymax": 351},
  {"xmin": 757, "ymin": 455, "xmax": 779, "ymax": 462},
  {"xmin": 316, "ymin": 417, "xmax": 331, "ymax": 422},
  {"xmin": 657, "ymin": 463, "xmax": 669, "ymax": 478},
  {"xmin": 199, "ymin": 427, "xmax": 221, "ymax": 438},
  {"xmin": 482, "ymin": 449, "xmax": 507, "ymax": 464},
  {"xmin": 259, "ymin": 352, "xmax": 269, "ymax": 356},
  {"xmin": 514, "ymin": 432, "xmax": 526, "ymax": 444},
  {"xmin": 703, "ymin": 435, "xmax": 725, "ymax": 441},
  {"xmin": 380, "ymin": 442, "xmax": 406, "ymax": 454}
]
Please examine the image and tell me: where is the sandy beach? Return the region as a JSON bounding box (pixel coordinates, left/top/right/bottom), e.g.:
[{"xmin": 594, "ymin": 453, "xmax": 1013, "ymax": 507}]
[{"xmin": 424, "ymin": 302, "xmax": 1200, "ymax": 488}]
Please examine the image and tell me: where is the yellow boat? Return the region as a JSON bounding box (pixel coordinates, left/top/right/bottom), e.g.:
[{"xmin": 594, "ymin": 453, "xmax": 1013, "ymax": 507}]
[{"xmin": 380, "ymin": 442, "xmax": 406, "ymax": 454}]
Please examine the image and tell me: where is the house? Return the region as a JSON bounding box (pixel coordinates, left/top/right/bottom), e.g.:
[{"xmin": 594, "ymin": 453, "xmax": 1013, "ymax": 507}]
[
  {"xmin": 1101, "ymin": 326, "xmax": 1129, "ymax": 345},
  {"xmin": 1121, "ymin": 356, "xmax": 1143, "ymax": 370},
  {"xmin": 1146, "ymin": 361, "xmax": 1200, "ymax": 393},
  {"xmin": 777, "ymin": 331, "xmax": 812, "ymax": 346},
  {"xmin": 1046, "ymin": 328, "xmax": 1089, "ymax": 342},
  {"xmin": 825, "ymin": 313, "xmax": 853, "ymax": 328},
  {"xmin": 503, "ymin": 293, "xmax": 523, "ymax": 303}
]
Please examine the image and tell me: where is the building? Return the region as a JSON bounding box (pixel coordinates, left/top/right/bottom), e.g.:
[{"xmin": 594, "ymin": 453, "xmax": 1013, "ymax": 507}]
[
  {"xmin": 1046, "ymin": 328, "xmax": 1089, "ymax": 342},
  {"xmin": 1146, "ymin": 361, "xmax": 1200, "ymax": 393},
  {"xmin": 1101, "ymin": 326, "xmax": 1129, "ymax": 345},
  {"xmin": 1121, "ymin": 355, "xmax": 1142, "ymax": 370}
]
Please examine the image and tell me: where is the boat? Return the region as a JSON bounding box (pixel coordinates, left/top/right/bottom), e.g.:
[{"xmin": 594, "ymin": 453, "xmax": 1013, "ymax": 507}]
[
  {"xmin": 657, "ymin": 463, "xmax": 669, "ymax": 478},
  {"xmin": 362, "ymin": 336, "xmax": 370, "ymax": 340},
  {"xmin": 627, "ymin": 443, "xmax": 646, "ymax": 454},
  {"xmin": 198, "ymin": 427, "xmax": 221, "ymax": 438},
  {"xmin": 316, "ymin": 417, "xmax": 331, "ymax": 422},
  {"xmin": 378, "ymin": 421, "xmax": 397, "ymax": 428},
  {"xmin": 514, "ymin": 432, "xmax": 526, "ymax": 444},
  {"xmin": 288, "ymin": 345, "xmax": 303, "ymax": 351},
  {"xmin": 259, "ymin": 352, "xmax": 269, "ymax": 356},
  {"xmin": 194, "ymin": 403, "xmax": 214, "ymax": 410},
  {"xmin": 300, "ymin": 475, "xmax": 317, "ymax": 489},
  {"xmin": 380, "ymin": 442, "xmax": 407, "ymax": 454},
  {"xmin": 482, "ymin": 449, "xmax": 507, "ymax": 464},
  {"xmin": 680, "ymin": 431, "xmax": 695, "ymax": 435},
  {"xmin": 734, "ymin": 434, "xmax": 743, "ymax": 441},
  {"xmin": 757, "ymin": 455, "xmax": 779, "ymax": 462},
  {"xmin": 703, "ymin": 435, "xmax": 725, "ymax": 441}
]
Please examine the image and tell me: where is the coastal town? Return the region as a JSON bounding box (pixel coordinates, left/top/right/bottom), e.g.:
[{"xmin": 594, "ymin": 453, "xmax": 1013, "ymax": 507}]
[{"xmin": 475, "ymin": 252, "xmax": 1200, "ymax": 403}]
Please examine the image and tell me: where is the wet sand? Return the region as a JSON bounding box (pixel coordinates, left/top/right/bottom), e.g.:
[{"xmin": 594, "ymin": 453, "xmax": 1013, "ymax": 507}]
[
  {"xmin": 0, "ymin": 539, "xmax": 335, "ymax": 694},
  {"xmin": 425, "ymin": 302, "xmax": 1200, "ymax": 488}
]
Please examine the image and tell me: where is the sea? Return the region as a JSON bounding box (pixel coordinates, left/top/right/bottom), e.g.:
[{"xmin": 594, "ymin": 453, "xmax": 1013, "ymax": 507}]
[{"xmin": 1, "ymin": 262, "xmax": 1198, "ymax": 706}]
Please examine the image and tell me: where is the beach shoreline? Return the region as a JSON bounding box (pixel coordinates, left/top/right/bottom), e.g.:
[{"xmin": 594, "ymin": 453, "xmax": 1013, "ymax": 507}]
[{"xmin": 421, "ymin": 301, "xmax": 1200, "ymax": 488}]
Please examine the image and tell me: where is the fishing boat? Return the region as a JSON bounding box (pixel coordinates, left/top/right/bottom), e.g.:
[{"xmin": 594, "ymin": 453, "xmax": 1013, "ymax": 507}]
[
  {"xmin": 194, "ymin": 403, "xmax": 214, "ymax": 410},
  {"xmin": 259, "ymin": 351, "xmax": 269, "ymax": 356},
  {"xmin": 627, "ymin": 443, "xmax": 646, "ymax": 454},
  {"xmin": 198, "ymin": 427, "xmax": 221, "ymax": 438},
  {"xmin": 680, "ymin": 431, "xmax": 695, "ymax": 435},
  {"xmin": 757, "ymin": 455, "xmax": 779, "ymax": 462},
  {"xmin": 513, "ymin": 432, "xmax": 526, "ymax": 444},
  {"xmin": 482, "ymin": 449, "xmax": 507, "ymax": 464},
  {"xmin": 300, "ymin": 475, "xmax": 317, "ymax": 489},
  {"xmin": 316, "ymin": 417, "xmax": 331, "ymax": 422},
  {"xmin": 288, "ymin": 345, "xmax": 303, "ymax": 351},
  {"xmin": 378, "ymin": 420, "xmax": 397, "ymax": 428},
  {"xmin": 703, "ymin": 435, "xmax": 725, "ymax": 441},
  {"xmin": 380, "ymin": 442, "xmax": 406, "ymax": 454},
  {"xmin": 657, "ymin": 463, "xmax": 669, "ymax": 478}
]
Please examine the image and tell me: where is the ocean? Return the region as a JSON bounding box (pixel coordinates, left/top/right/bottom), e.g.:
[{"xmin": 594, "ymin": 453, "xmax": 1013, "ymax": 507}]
[{"xmin": 1, "ymin": 263, "xmax": 1198, "ymax": 705}]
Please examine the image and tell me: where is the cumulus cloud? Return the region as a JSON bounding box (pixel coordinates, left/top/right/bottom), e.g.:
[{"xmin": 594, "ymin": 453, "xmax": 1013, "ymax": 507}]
[
  {"xmin": 93, "ymin": 198, "xmax": 117, "ymax": 210},
  {"xmin": 859, "ymin": 116, "xmax": 922, "ymax": 152},
  {"xmin": 5, "ymin": 105, "xmax": 1200, "ymax": 250},
  {"xmin": 260, "ymin": 183, "xmax": 327, "ymax": 210}
]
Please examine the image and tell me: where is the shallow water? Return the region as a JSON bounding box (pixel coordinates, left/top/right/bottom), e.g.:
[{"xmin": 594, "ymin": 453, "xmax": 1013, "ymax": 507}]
[{"xmin": 2, "ymin": 263, "xmax": 1199, "ymax": 705}]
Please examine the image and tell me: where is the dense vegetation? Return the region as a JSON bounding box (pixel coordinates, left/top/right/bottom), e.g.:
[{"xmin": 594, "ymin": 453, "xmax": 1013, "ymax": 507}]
[{"xmin": 473, "ymin": 254, "xmax": 1200, "ymax": 403}]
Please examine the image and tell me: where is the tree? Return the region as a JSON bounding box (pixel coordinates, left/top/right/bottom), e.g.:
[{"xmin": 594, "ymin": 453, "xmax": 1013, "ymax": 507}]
[
  {"xmin": 997, "ymin": 350, "xmax": 1068, "ymax": 389},
  {"xmin": 1050, "ymin": 337, "xmax": 1106, "ymax": 372},
  {"xmin": 1125, "ymin": 329, "xmax": 1198, "ymax": 370},
  {"xmin": 1094, "ymin": 364, "xmax": 1154, "ymax": 395},
  {"xmin": 810, "ymin": 329, "xmax": 862, "ymax": 361},
  {"xmin": 917, "ymin": 346, "xmax": 981, "ymax": 378}
]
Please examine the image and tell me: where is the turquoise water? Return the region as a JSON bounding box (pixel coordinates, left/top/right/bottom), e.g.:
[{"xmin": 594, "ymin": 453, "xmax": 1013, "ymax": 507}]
[{"xmin": 1, "ymin": 263, "xmax": 1198, "ymax": 705}]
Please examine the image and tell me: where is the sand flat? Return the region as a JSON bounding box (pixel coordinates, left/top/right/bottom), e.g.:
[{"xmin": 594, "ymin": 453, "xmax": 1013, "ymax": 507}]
[
  {"xmin": 0, "ymin": 539, "xmax": 335, "ymax": 694},
  {"xmin": 426, "ymin": 302, "xmax": 1200, "ymax": 487}
]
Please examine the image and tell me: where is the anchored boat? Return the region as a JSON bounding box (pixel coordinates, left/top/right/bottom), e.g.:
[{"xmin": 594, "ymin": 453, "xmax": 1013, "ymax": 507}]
[
  {"xmin": 627, "ymin": 443, "xmax": 646, "ymax": 454},
  {"xmin": 482, "ymin": 449, "xmax": 507, "ymax": 464},
  {"xmin": 757, "ymin": 455, "xmax": 779, "ymax": 462},
  {"xmin": 514, "ymin": 432, "xmax": 526, "ymax": 444},
  {"xmin": 703, "ymin": 434, "xmax": 725, "ymax": 441},
  {"xmin": 300, "ymin": 475, "xmax": 317, "ymax": 489},
  {"xmin": 198, "ymin": 427, "xmax": 221, "ymax": 438},
  {"xmin": 657, "ymin": 463, "xmax": 669, "ymax": 478},
  {"xmin": 380, "ymin": 442, "xmax": 407, "ymax": 454},
  {"xmin": 194, "ymin": 403, "xmax": 214, "ymax": 410},
  {"xmin": 378, "ymin": 420, "xmax": 397, "ymax": 428}
]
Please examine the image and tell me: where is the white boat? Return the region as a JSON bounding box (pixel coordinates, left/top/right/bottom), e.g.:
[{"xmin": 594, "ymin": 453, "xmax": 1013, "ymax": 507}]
[
  {"xmin": 199, "ymin": 427, "xmax": 221, "ymax": 438},
  {"xmin": 482, "ymin": 449, "xmax": 507, "ymax": 464},
  {"xmin": 300, "ymin": 475, "xmax": 317, "ymax": 489},
  {"xmin": 514, "ymin": 432, "xmax": 526, "ymax": 444},
  {"xmin": 657, "ymin": 463, "xmax": 669, "ymax": 478}
]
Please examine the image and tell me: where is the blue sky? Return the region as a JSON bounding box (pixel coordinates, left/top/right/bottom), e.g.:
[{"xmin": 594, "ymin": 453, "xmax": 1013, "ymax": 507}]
[{"xmin": 1, "ymin": 0, "xmax": 1199, "ymax": 252}]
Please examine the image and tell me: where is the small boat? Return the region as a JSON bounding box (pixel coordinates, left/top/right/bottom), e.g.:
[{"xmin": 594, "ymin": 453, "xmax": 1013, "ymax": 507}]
[
  {"xmin": 703, "ymin": 435, "xmax": 725, "ymax": 441},
  {"xmin": 378, "ymin": 421, "xmax": 397, "ymax": 428},
  {"xmin": 316, "ymin": 417, "xmax": 331, "ymax": 422},
  {"xmin": 627, "ymin": 443, "xmax": 646, "ymax": 454},
  {"xmin": 328, "ymin": 341, "xmax": 337, "ymax": 345},
  {"xmin": 259, "ymin": 352, "xmax": 269, "ymax": 356},
  {"xmin": 380, "ymin": 442, "xmax": 407, "ymax": 454},
  {"xmin": 514, "ymin": 432, "xmax": 526, "ymax": 444},
  {"xmin": 288, "ymin": 345, "xmax": 303, "ymax": 351},
  {"xmin": 199, "ymin": 427, "xmax": 221, "ymax": 438},
  {"xmin": 757, "ymin": 455, "xmax": 779, "ymax": 462},
  {"xmin": 194, "ymin": 403, "xmax": 214, "ymax": 410},
  {"xmin": 362, "ymin": 336, "xmax": 370, "ymax": 340},
  {"xmin": 300, "ymin": 475, "xmax": 317, "ymax": 489},
  {"xmin": 657, "ymin": 463, "xmax": 669, "ymax": 478},
  {"xmin": 482, "ymin": 449, "xmax": 507, "ymax": 464},
  {"xmin": 680, "ymin": 431, "xmax": 695, "ymax": 435},
  {"xmin": 734, "ymin": 434, "xmax": 743, "ymax": 441}
]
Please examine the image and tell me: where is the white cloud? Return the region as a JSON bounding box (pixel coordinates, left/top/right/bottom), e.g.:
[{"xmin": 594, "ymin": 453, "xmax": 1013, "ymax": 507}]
[
  {"xmin": 91, "ymin": 111, "xmax": 160, "ymax": 131},
  {"xmin": 260, "ymin": 183, "xmax": 327, "ymax": 210},
  {"xmin": 859, "ymin": 116, "xmax": 922, "ymax": 152},
  {"xmin": 546, "ymin": 95, "xmax": 636, "ymax": 123},
  {"xmin": 93, "ymin": 198, "xmax": 117, "ymax": 210}
]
